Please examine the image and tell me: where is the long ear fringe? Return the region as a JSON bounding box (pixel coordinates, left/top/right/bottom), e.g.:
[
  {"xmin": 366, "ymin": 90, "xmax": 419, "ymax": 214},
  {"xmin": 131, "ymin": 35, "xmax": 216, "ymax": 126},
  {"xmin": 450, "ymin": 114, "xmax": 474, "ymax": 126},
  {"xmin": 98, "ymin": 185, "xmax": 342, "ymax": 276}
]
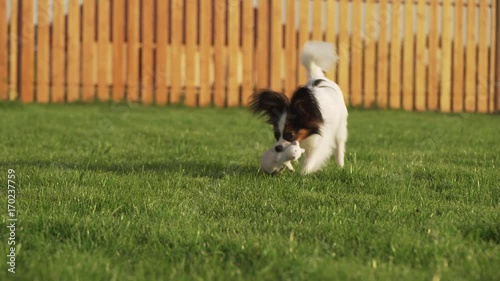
[{"xmin": 249, "ymin": 90, "xmax": 290, "ymax": 124}]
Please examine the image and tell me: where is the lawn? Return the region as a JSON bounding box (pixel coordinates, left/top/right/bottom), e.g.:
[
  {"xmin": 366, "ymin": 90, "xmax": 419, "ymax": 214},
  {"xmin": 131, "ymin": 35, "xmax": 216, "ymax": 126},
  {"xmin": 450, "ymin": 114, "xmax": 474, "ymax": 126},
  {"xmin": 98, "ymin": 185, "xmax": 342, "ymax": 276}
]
[{"xmin": 0, "ymin": 103, "xmax": 499, "ymax": 281}]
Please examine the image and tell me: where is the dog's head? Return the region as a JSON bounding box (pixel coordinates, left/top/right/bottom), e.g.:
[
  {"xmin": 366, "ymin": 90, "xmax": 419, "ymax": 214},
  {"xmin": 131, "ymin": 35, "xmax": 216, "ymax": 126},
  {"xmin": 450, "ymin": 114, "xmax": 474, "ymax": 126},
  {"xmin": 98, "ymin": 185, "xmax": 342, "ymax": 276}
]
[{"xmin": 249, "ymin": 86, "xmax": 323, "ymax": 152}]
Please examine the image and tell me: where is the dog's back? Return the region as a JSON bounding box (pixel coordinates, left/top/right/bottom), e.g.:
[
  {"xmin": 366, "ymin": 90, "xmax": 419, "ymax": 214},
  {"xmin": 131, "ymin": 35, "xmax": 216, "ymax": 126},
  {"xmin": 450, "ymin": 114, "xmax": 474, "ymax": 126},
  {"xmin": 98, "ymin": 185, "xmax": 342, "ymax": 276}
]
[{"xmin": 299, "ymin": 42, "xmax": 348, "ymax": 173}]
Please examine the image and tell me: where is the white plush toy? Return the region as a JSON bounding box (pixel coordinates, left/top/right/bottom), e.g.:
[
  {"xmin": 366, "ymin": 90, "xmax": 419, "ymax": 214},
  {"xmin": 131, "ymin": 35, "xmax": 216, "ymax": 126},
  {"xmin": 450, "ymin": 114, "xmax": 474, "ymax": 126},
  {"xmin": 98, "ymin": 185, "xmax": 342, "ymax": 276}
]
[{"xmin": 260, "ymin": 141, "xmax": 306, "ymax": 174}]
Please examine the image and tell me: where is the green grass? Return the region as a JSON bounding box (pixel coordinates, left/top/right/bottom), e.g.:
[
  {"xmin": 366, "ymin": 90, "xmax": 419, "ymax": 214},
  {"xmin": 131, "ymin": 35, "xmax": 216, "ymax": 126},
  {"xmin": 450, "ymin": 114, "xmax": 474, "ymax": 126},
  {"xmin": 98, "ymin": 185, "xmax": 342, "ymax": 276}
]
[{"xmin": 0, "ymin": 103, "xmax": 499, "ymax": 281}]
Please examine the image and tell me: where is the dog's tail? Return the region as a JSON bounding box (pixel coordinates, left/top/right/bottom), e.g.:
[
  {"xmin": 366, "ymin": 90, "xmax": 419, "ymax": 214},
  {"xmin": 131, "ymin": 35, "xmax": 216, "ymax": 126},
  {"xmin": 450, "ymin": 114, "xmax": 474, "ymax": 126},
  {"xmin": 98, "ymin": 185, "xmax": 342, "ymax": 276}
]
[{"xmin": 301, "ymin": 41, "xmax": 338, "ymax": 79}]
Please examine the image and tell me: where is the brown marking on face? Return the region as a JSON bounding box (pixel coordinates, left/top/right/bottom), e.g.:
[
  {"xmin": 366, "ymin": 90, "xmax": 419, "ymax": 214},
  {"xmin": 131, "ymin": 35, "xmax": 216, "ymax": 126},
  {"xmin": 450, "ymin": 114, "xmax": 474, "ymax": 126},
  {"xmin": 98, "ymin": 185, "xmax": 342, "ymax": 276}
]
[{"xmin": 295, "ymin": 129, "xmax": 314, "ymax": 141}]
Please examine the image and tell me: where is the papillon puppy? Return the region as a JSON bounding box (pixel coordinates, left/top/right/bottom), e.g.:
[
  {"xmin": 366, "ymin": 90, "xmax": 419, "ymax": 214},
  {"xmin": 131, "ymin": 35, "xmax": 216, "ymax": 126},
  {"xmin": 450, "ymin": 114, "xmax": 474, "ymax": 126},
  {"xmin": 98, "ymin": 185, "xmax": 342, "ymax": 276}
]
[{"xmin": 250, "ymin": 41, "xmax": 348, "ymax": 174}]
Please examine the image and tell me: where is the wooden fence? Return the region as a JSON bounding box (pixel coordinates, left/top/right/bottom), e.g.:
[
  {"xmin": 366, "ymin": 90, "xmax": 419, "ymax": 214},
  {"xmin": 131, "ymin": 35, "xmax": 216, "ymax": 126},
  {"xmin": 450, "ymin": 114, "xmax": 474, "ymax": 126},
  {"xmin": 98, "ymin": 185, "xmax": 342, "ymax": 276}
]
[{"xmin": 0, "ymin": 0, "xmax": 499, "ymax": 113}]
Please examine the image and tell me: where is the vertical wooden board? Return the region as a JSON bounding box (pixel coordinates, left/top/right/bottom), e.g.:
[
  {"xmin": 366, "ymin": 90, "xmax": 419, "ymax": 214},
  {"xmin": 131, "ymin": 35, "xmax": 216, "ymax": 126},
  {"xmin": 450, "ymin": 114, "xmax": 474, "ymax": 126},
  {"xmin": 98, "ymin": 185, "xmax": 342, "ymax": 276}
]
[
  {"xmin": 298, "ymin": 0, "xmax": 309, "ymax": 85},
  {"xmin": 97, "ymin": 0, "xmax": 110, "ymax": 102},
  {"xmin": 464, "ymin": 0, "xmax": 477, "ymax": 112},
  {"xmin": 113, "ymin": 0, "xmax": 125, "ymax": 102},
  {"xmin": 452, "ymin": 0, "xmax": 464, "ymax": 112},
  {"xmin": 127, "ymin": 0, "xmax": 140, "ymax": 102},
  {"xmin": 427, "ymin": 0, "xmax": 439, "ymax": 111},
  {"xmin": 184, "ymin": 0, "xmax": 198, "ymax": 106},
  {"xmin": 82, "ymin": 0, "xmax": 96, "ymax": 102},
  {"xmin": 350, "ymin": 0, "xmax": 362, "ymax": 106},
  {"xmin": 257, "ymin": 0, "xmax": 269, "ymax": 89},
  {"xmin": 141, "ymin": 0, "xmax": 154, "ymax": 105},
  {"xmin": 476, "ymin": 0, "xmax": 489, "ymax": 113},
  {"xmin": 270, "ymin": 0, "xmax": 282, "ymax": 91},
  {"xmin": 242, "ymin": 0, "xmax": 254, "ymax": 105},
  {"xmin": 363, "ymin": 0, "xmax": 376, "ymax": 107},
  {"xmin": 199, "ymin": 0, "xmax": 211, "ymax": 106},
  {"xmin": 489, "ymin": 0, "xmax": 497, "ymax": 112},
  {"xmin": 338, "ymin": 0, "xmax": 349, "ymax": 103},
  {"xmin": 170, "ymin": 0, "xmax": 184, "ymax": 104},
  {"xmin": 440, "ymin": 0, "xmax": 452, "ymax": 113},
  {"xmin": 389, "ymin": 0, "xmax": 402, "ymax": 109},
  {"xmin": 312, "ymin": 0, "xmax": 322, "ymax": 41},
  {"xmin": 9, "ymin": 0, "xmax": 18, "ymax": 100},
  {"xmin": 496, "ymin": 1, "xmax": 500, "ymax": 112},
  {"xmin": 36, "ymin": 0, "xmax": 50, "ymax": 103},
  {"xmin": 51, "ymin": 0, "xmax": 66, "ymax": 102},
  {"xmin": 285, "ymin": 0, "xmax": 297, "ymax": 97},
  {"xmin": 325, "ymin": 0, "xmax": 336, "ymax": 81},
  {"xmin": 156, "ymin": 0, "xmax": 169, "ymax": 105},
  {"xmin": 0, "ymin": 0, "xmax": 7, "ymax": 100},
  {"xmin": 402, "ymin": 0, "xmax": 414, "ymax": 111},
  {"xmin": 67, "ymin": 0, "xmax": 81, "ymax": 103},
  {"xmin": 227, "ymin": 0, "xmax": 240, "ymax": 106},
  {"xmin": 20, "ymin": 0, "xmax": 35, "ymax": 103},
  {"xmin": 414, "ymin": 0, "xmax": 426, "ymax": 111},
  {"xmin": 377, "ymin": 0, "xmax": 389, "ymax": 108},
  {"xmin": 213, "ymin": 0, "xmax": 226, "ymax": 107}
]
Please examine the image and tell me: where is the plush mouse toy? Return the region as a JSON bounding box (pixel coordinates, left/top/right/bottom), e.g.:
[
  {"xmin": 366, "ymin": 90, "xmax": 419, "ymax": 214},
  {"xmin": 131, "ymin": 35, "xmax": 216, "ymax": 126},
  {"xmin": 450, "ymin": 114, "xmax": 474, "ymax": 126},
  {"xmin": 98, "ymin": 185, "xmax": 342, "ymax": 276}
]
[{"xmin": 260, "ymin": 141, "xmax": 306, "ymax": 174}]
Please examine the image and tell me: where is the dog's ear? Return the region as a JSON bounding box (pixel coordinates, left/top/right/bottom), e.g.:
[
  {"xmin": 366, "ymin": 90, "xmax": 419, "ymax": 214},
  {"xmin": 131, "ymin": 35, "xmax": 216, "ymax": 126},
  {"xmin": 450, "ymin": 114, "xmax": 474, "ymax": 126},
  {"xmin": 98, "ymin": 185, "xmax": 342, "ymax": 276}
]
[
  {"xmin": 249, "ymin": 90, "xmax": 289, "ymax": 124},
  {"xmin": 290, "ymin": 86, "xmax": 323, "ymax": 129}
]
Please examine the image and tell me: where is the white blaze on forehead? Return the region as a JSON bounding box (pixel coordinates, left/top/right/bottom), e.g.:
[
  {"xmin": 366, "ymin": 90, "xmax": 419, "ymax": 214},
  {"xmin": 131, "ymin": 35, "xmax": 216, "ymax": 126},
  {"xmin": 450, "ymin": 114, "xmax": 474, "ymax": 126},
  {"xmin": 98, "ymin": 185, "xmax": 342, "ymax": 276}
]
[{"xmin": 278, "ymin": 112, "xmax": 287, "ymax": 135}]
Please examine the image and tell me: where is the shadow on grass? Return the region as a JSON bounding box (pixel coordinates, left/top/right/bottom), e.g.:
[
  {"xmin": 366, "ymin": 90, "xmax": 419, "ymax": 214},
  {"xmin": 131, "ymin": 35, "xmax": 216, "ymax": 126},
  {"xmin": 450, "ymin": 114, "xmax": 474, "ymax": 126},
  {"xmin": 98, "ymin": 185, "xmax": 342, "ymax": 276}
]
[{"xmin": 2, "ymin": 159, "xmax": 259, "ymax": 179}]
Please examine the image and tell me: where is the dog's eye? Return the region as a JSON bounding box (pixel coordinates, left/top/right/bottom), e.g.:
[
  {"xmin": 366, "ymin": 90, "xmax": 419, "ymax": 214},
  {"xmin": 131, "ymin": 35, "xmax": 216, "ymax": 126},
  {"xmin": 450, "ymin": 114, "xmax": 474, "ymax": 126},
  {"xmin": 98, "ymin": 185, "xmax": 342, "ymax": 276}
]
[
  {"xmin": 283, "ymin": 133, "xmax": 294, "ymax": 141},
  {"xmin": 273, "ymin": 131, "xmax": 280, "ymax": 140}
]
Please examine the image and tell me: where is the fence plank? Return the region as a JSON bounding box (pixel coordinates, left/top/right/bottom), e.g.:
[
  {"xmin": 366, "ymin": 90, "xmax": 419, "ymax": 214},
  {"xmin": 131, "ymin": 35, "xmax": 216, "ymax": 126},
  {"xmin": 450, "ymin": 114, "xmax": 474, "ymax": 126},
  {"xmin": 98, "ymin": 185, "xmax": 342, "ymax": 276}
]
[
  {"xmin": 82, "ymin": 0, "xmax": 96, "ymax": 102},
  {"xmin": 214, "ymin": 0, "xmax": 226, "ymax": 107},
  {"xmin": 9, "ymin": 0, "xmax": 18, "ymax": 100},
  {"xmin": 440, "ymin": 0, "xmax": 452, "ymax": 112},
  {"xmin": 141, "ymin": 0, "xmax": 154, "ymax": 105},
  {"xmin": 257, "ymin": 0, "xmax": 270, "ymax": 88},
  {"xmin": 285, "ymin": 0, "xmax": 297, "ymax": 97},
  {"xmin": 496, "ymin": 0, "xmax": 500, "ymax": 112},
  {"xmin": 36, "ymin": 0, "xmax": 50, "ymax": 103},
  {"xmin": 270, "ymin": 0, "xmax": 282, "ymax": 91},
  {"xmin": 155, "ymin": 0, "xmax": 169, "ymax": 105},
  {"xmin": 97, "ymin": 0, "xmax": 110, "ymax": 102},
  {"xmin": 402, "ymin": 0, "xmax": 414, "ymax": 111},
  {"xmin": 338, "ymin": 0, "xmax": 349, "ymax": 103},
  {"xmin": 414, "ymin": 0, "xmax": 426, "ymax": 111},
  {"xmin": 185, "ymin": 0, "xmax": 198, "ymax": 106},
  {"xmin": 298, "ymin": 0, "xmax": 309, "ymax": 85},
  {"xmin": 228, "ymin": 0, "xmax": 241, "ymax": 106},
  {"xmin": 377, "ymin": 0, "xmax": 389, "ymax": 108},
  {"xmin": 113, "ymin": 0, "xmax": 125, "ymax": 102},
  {"xmin": 20, "ymin": 0, "xmax": 35, "ymax": 102},
  {"xmin": 67, "ymin": 0, "xmax": 80, "ymax": 103},
  {"xmin": 465, "ymin": 0, "xmax": 477, "ymax": 112},
  {"xmin": 325, "ymin": 0, "xmax": 336, "ymax": 82},
  {"xmin": 389, "ymin": 0, "xmax": 402, "ymax": 109},
  {"xmin": 427, "ymin": 0, "xmax": 439, "ymax": 110},
  {"xmin": 0, "ymin": 0, "xmax": 7, "ymax": 100},
  {"xmin": 452, "ymin": 0, "xmax": 464, "ymax": 112},
  {"xmin": 476, "ymin": 0, "xmax": 489, "ymax": 113},
  {"xmin": 312, "ymin": 0, "xmax": 322, "ymax": 41},
  {"xmin": 364, "ymin": 0, "xmax": 376, "ymax": 107},
  {"xmin": 127, "ymin": 0, "xmax": 140, "ymax": 102},
  {"xmin": 242, "ymin": 0, "xmax": 254, "ymax": 105},
  {"xmin": 350, "ymin": 0, "xmax": 362, "ymax": 106},
  {"xmin": 489, "ymin": 0, "xmax": 497, "ymax": 113},
  {"xmin": 51, "ymin": 0, "xmax": 66, "ymax": 102},
  {"xmin": 199, "ymin": 0, "xmax": 211, "ymax": 106}
]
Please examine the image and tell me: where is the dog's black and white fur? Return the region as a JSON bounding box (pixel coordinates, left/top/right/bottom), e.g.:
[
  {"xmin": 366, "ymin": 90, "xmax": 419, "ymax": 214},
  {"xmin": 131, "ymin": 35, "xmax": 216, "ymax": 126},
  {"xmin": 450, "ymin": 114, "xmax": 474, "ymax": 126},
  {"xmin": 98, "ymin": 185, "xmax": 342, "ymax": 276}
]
[{"xmin": 250, "ymin": 41, "xmax": 348, "ymax": 174}]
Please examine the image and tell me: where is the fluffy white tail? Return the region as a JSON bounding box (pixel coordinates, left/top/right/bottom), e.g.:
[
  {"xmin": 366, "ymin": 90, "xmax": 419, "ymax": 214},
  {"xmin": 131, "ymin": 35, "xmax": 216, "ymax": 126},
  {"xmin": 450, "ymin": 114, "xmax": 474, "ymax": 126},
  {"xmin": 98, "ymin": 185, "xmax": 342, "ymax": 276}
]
[{"xmin": 301, "ymin": 41, "xmax": 338, "ymax": 79}]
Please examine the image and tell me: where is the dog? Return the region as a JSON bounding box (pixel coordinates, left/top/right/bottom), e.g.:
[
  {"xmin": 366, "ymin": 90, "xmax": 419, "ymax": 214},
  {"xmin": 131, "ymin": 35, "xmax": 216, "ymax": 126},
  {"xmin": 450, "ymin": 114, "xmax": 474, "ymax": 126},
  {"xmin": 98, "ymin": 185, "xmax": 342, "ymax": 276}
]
[{"xmin": 250, "ymin": 41, "xmax": 348, "ymax": 174}]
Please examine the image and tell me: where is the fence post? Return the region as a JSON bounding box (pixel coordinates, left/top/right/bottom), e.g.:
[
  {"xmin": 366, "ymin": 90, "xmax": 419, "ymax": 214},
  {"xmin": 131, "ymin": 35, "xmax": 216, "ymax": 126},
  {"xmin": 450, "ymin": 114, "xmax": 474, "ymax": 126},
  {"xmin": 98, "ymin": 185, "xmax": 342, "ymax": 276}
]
[{"xmin": 496, "ymin": 0, "xmax": 500, "ymax": 112}]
